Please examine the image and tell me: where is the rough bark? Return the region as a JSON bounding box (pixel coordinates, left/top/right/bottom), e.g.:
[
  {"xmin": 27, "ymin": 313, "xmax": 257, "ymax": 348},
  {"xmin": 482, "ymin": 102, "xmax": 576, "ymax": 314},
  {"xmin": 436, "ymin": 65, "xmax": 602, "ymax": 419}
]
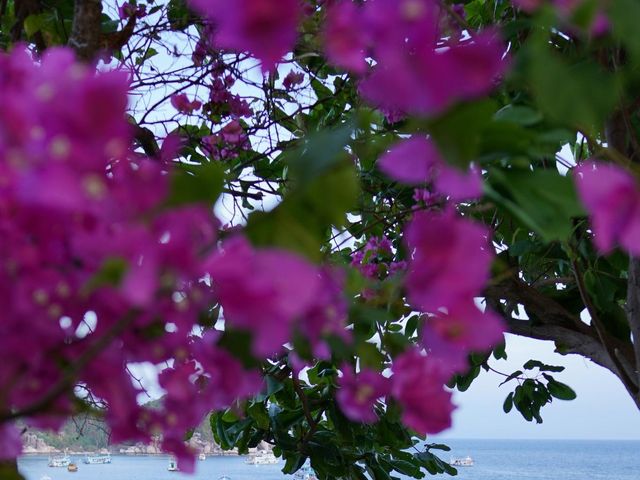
[
  {"xmin": 626, "ymin": 259, "xmax": 640, "ymax": 391},
  {"xmin": 68, "ymin": 0, "xmax": 103, "ymax": 62},
  {"xmin": 607, "ymin": 107, "xmax": 640, "ymax": 402}
]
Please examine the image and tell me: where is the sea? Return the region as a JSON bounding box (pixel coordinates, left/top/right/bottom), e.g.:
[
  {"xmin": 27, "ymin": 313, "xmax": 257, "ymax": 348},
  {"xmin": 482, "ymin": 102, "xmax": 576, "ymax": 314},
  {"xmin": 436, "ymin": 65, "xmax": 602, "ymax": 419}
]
[{"xmin": 16, "ymin": 440, "xmax": 640, "ymax": 480}]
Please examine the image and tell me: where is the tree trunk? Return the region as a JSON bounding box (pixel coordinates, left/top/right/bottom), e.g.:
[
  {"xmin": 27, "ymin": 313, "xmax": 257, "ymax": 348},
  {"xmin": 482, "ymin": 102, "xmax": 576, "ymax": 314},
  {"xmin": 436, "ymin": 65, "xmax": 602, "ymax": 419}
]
[{"xmin": 68, "ymin": 0, "xmax": 103, "ymax": 62}]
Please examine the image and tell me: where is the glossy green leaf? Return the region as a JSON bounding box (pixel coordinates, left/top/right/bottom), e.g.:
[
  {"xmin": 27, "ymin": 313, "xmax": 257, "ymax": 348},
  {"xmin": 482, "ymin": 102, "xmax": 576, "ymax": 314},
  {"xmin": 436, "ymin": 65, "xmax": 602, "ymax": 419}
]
[
  {"xmin": 487, "ymin": 168, "xmax": 586, "ymax": 242},
  {"xmin": 547, "ymin": 380, "xmax": 577, "ymax": 401}
]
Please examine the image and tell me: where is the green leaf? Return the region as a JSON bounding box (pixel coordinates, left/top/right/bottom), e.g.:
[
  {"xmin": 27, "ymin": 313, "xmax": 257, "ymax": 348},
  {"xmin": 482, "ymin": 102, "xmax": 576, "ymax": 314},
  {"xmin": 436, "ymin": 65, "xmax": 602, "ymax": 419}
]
[
  {"xmin": 487, "ymin": 168, "xmax": 586, "ymax": 242},
  {"xmin": 427, "ymin": 99, "xmax": 497, "ymax": 168},
  {"xmin": 523, "ymin": 360, "xmax": 565, "ymax": 373},
  {"xmin": 266, "ymin": 376, "xmax": 284, "ymax": 396},
  {"xmin": 494, "ymin": 105, "xmax": 543, "ymax": 126},
  {"xmin": 167, "ymin": 161, "xmax": 224, "ymax": 206},
  {"xmin": 404, "ymin": 314, "xmax": 421, "ymax": 338},
  {"xmin": 609, "ymin": 0, "xmax": 640, "ymax": 66},
  {"xmin": 547, "ymin": 380, "xmax": 577, "ymax": 401},
  {"xmin": 167, "ymin": 0, "xmax": 193, "ymax": 30},
  {"xmin": 503, "ymin": 392, "xmax": 514, "ymax": 413},
  {"xmin": 285, "ymin": 123, "xmax": 352, "ymax": 185},
  {"xmin": 24, "ymin": 13, "xmax": 46, "ymax": 36},
  {"xmin": 525, "ymin": 41, "xmax": 619, "ymax": 134},
  {"xmin": 246, "ymin": 163, "xmax": 358, "ymax": 260},
  {"xmin": 247, "ymin": 402, "xmax": 270, "ymax": 429},
  {"xmin": 310, "ymin": 78, "xmax": 333, "ymax": 100},
  {"xmin": 212, "ymin": 414, "xmax": 231, "ymax": 450}
]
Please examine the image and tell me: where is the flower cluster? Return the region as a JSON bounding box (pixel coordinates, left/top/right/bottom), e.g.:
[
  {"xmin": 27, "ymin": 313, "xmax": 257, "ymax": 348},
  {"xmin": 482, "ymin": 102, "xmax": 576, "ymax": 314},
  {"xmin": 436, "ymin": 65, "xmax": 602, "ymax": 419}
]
[
  {"xmin": 337, "ymin": 210, "xmax": 504, "ymax": 432},
  {"xmin": 350, "ymin": 235, "xmax": 406, "ymax": 280},
  {"xmin": 336, "ymin": 347, "xmax": 457, "ymax": 434},
  {"xmin": 0, "ymin": 47, "xmax": 349, "ymax": 470},
  {"xmin": 202, "ymin": 120, "xmax": 251, "ymax": 160},
  {"xmin": 207, "ymin": 69, "xmax": 253, "ymax": 119},
  {"xmin": 187, "ymin": 0, "xmax": 301, "ymax": 71},
  {"xmin": 0, "ymin": 0, "xmax": 518, "ymax": 468},
  {"xmin": 0, "ymin": 47, "xmax": 238, "ymax": 468},
  {"xmin": 325, "ymin": 0, "xmax": 508, "ymax": 117},
  {"xmin": 171, "ymin": 93, "xmax": 202, "ymax": 115},
  {"xmin": 378, "ymin": 136, "xmax": 483, "ymax": 202}
]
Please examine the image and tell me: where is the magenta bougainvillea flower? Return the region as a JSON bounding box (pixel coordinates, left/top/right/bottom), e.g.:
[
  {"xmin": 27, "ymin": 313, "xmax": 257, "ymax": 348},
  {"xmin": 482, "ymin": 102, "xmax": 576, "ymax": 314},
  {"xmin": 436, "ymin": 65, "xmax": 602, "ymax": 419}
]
[
  {"xmin": 298, "ymin": 268, "xmax": 351, "ymax": 359},
  {"xmin": 187, "ymin": 0, "xmax": 300, "ymax": 71},
  {"xmin": 575, "ymin": 161, "xmax": 640, "ymax": 256},
  {"xmin": 324, "ymin": 0, "xmax": 507, "ymax": 116},
  {"xmin": 391, "ymin": 348, "xmax": 455, "ymax": 434},
  {"xmin": 404, "ymin": 209, "xmax": 493, "ymax": 313},
  {"xmin": 421, "ymin": 302, "xmax": 505, "ymax": 374},
  {"xmin": 378, "ymin": 136, "xmax": 440, "ymax": 184},
  {"xmin": 435, "ymin": 164, "xmax": 483, "ymax": 202},
  {"xmin": 377, "ymin": 136, "xmax": 483, "ymax": 201},
  {"xmin": 0, "ymin": 424, "xmax": 22, "ymax": 460},
  {"xmin": 360, "ymin": 30, "xmax": 507, "ymax": 117},
  {"xmin": 283, "ymin": 70, "xmax": 305, "ymax": 90},
  {"xmin": 170, "ymin": 93, "xmax": 202, "ymax": 114},
  {"xmin": 205, "ymin": 236, "xmax": 321, "ymax": 356},
  {"xmin": 323, "ymin": 0, "xmax": 370, "ymax": 74},
  {"xmin": 337, "ymin": 367, "xmax": 390, "ymax": 423}
]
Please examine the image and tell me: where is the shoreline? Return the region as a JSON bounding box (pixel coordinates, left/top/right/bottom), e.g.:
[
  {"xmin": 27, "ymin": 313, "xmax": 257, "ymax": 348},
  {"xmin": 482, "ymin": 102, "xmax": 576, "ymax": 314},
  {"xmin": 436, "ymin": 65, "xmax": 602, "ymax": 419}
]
[{"xmin": 21, "ymin": 452, "xmax": 243, "ymax": 457}]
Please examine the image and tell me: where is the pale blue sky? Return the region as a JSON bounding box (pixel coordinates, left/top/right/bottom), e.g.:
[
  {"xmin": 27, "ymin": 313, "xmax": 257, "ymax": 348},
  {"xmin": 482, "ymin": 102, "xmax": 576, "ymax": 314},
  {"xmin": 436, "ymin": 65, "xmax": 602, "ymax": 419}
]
[{"xmin": 439, "ymin": 334, "xmax": 640, "ymax": 440}]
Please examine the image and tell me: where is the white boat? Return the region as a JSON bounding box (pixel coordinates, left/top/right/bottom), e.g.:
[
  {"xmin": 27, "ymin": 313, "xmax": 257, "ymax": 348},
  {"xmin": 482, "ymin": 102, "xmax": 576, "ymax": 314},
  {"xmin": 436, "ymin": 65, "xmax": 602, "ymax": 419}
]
[
  {"xmin": 218, "ymin": 477, "xmax": 231, "ymax": 480},
  {"xmin": 199, "ymin": 452, "xmax": 206, "ymax": 461},
  {"xmin": 48, "ymin": 455, "xmax": 71, "ymax": 467},
  {"xmin": 83, "ymin": 453, "xmax": 112, "ymax": 464},
  {"xmin": 245, "ymin": 450, "xmax": 279, "ymax": 465},
  {"xmin": 450, "ymin": 456, "xmax": 474, "ymax": 467},
  {"xmin": 168, "ymin": 456, "xmax": 179, "ymax": 472},
  {"xmin": 40, "ymin": 476, "xmax": 52, "ymax": 480},
  {"xmin": 294, "ymin": 464, "xmax": 318, "ymax": 480}
]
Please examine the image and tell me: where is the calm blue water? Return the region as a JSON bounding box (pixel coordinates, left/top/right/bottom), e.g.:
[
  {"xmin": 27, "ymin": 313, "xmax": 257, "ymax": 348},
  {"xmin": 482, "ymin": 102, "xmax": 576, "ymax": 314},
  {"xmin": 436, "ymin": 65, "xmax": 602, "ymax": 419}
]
[{"xmin": 17, "ymin": 440, "xmax": 640, "ymax": 480}]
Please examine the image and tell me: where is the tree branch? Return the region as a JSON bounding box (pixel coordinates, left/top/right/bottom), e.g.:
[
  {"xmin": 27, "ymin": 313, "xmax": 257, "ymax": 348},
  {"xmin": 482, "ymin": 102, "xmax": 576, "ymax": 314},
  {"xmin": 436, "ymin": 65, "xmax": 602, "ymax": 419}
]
[{"xmin": 485, "ymin": 274, "xmax": 640, "ymax": 408}]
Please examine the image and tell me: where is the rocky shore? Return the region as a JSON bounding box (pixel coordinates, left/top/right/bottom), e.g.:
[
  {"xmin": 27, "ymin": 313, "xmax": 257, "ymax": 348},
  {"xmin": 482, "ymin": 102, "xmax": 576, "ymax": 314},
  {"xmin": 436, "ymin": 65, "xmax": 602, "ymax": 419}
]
[{"xmin": 21, "ymin": 431, "xmax": 270, "ymax": 457}]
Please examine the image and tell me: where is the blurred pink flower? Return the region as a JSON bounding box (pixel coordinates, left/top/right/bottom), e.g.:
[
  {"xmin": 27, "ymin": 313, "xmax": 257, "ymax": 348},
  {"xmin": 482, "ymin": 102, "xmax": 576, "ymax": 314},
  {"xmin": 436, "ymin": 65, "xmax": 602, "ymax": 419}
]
[
  {"xmin": 404, "ymin": 209, "xmax": 492, "ymax": 313},
  {"xmin": 188, "ymin": 0, "xmax": 300, "ymax": 71},
  {"xmin": 391, "ymin": 348, "xmax": 455, "ymax": 434},
  {"xmin": 575, "ymin": 161, "xmax": 640, "ymax": 255},
  {"xmin": 337, "ymin": 367, "xmax": 390, "ymax": 423}
]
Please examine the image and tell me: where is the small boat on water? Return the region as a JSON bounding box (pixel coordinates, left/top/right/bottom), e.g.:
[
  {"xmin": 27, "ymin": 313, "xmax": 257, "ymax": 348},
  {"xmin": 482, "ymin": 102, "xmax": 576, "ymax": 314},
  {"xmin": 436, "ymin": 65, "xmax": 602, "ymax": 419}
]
[
  {"xmin": 40, "ymin": 476, "xmax": 52, "ymax": 480},
  {"xmin": 83, "ymin": 453, "xmax": 112, "ymax": 464},
  {"xmin": 246, "ymin": 450, "xmax": 279, "ymax": 465},
  {"xmin": 450, "ymin": 456, "xmax": 474, "ymax": 467},
  {"xmin": 294, "ymin": 464, "xmax": 318, "ymax": 480},
  {"xmin": 67, "ymin": 462, "xmax": 78, "ymax": 472},
  {"xmin": 48, "ymin": 454, "xmax": 71, "ymax": 467},
  {"xmin": 218, "ymin": 477, "xmax": 231, "ymax": 480},
  {"xmin": 168, "ymin": 456, "xmax": 179, "ymax": 472},
  {"xmin": 199, "ymin": 452, "xmax": 206, "ymax": 461}
]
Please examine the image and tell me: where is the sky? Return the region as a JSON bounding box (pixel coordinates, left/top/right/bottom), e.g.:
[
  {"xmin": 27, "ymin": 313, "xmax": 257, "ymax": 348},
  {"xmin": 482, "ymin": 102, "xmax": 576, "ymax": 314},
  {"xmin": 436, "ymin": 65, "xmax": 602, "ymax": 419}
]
[{"xmin": 439, "ymin": 334, "xmax": 640, "ymax": 440}]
